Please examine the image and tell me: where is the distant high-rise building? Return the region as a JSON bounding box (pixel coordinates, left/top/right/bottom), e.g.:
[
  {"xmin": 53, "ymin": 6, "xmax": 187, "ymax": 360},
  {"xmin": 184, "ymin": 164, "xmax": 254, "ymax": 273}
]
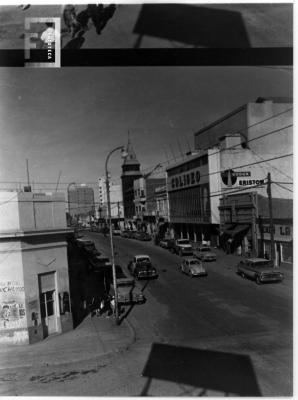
[
  {"xmin": 121, "ymin": 137, "xmax": 142, "ymax": 219},
  {"xmin": 98, "ymin": 177, "xmax": 123, "ymax": 219},
  {"xmin": 68, "ymin": 185, "xmax": 95, "ymax": 218}
]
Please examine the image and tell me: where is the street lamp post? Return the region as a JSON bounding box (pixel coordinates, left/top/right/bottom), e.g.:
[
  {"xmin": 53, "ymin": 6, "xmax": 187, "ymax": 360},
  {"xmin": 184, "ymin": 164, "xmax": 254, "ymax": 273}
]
[
  {"xmin": 67, "ymin": 182, "xmax": 76, "ymax": 226},
  {"xmin": 105, "ymin": 146, "xmax": 127, "ymax": 325}
]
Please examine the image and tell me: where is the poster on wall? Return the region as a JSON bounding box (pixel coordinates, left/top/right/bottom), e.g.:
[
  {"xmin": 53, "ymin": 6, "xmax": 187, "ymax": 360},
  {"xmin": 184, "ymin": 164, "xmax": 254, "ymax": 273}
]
[{"xmin": 0, "ymin": 281, "xmax": 26, "ymax": 330}]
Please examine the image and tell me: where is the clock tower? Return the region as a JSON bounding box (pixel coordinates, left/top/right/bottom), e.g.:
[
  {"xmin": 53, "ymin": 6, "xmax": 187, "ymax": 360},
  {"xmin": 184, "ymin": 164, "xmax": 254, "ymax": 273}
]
[{"xmin": 121, "ymin": 136, "xmax": 142, "ymax": 219}]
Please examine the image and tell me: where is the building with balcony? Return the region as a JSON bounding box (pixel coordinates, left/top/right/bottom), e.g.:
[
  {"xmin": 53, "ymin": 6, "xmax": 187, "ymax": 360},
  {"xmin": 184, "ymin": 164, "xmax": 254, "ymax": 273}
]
[{"xmin": 0, "ymin": 191, "xmax": 73, "ymax": 345}]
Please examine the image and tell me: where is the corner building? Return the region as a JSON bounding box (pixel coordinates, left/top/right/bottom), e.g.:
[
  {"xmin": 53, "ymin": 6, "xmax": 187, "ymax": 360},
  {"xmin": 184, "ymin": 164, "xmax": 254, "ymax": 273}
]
[{"xmin": 0, "ymin": 192, "xmax": 73, "ymax": 345}]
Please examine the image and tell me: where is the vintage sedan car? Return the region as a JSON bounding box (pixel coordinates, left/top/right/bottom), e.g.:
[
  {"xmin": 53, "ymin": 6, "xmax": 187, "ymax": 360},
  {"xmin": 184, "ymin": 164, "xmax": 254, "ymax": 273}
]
[
  {"xmin": 194, "ymin": 246, "xmax": 217, "ymax": 261},
  {"xmin": 135, "ymin": 232, "xmax": 151, "ymax": 241},
  {"xmin": 128, "ymin": 255, "xmax": 158, "ymax": 279},
  {"xmin": 120, "ymin": 230, "xmax": 130, "ymax": 238},
  {"xmin": 89, "ymin": 255, "xmax": 112, "ymax": 271},
  {"xmin": 110, "ymin": 277, "xmax": 145, "ymax": 304},
  {"xmin": 180, "ymin": 257, "xmax": 207, "ymax": 277},
  {"xmin": 237, "ymin": 258, "xmax": 284, "ymax": 284}
]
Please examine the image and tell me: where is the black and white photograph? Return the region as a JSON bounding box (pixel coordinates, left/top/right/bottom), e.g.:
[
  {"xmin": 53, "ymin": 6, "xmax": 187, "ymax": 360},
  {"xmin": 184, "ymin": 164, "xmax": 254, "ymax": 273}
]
[{"xmin": 0, "ymin": 2, "xmax": 293, "ymax": 397}]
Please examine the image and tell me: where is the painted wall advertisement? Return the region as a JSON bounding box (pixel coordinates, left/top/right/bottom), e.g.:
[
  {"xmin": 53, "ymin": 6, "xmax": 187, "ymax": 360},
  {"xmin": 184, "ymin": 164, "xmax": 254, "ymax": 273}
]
[
  {"xmin": 0, "ymin": 281, "xmax": 26, "ymax": 330},
  {"xmin": 221, "ymin": 169, "xmax": 265, "ymax": 188}
]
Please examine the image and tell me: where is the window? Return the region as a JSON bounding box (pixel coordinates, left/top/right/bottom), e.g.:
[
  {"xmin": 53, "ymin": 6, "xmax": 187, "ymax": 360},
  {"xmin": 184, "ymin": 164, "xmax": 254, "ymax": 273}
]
[{"xmin": 40, "ymin": 290, "xmax": 55, "ymax": 318}]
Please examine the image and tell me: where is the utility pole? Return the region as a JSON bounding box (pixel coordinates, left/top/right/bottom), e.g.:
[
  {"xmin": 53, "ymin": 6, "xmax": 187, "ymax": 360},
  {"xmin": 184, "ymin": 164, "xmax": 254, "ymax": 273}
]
[{"xmin": 267, "ymin": 173, "xmax": 276, "ymax": 266}]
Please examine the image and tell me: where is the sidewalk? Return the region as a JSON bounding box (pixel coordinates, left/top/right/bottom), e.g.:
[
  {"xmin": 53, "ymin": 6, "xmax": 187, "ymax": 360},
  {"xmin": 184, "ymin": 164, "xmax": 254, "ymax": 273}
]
[{"xmin": 0, "ymin": 314, "xmax": 136, "ymax": 371}]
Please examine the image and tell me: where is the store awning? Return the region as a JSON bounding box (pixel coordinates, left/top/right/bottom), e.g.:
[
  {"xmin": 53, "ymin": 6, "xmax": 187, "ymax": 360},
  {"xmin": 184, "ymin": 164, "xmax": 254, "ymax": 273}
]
[{"xmin": 224, "ymin": 224, "xmax": 250, "ymax": 238}]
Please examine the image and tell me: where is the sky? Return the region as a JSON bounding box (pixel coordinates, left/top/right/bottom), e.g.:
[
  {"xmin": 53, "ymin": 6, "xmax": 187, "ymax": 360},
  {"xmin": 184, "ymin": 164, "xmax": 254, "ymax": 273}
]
[{"xmin": 0, "ymin": 66, "xmax": 293, "ymax": 195}]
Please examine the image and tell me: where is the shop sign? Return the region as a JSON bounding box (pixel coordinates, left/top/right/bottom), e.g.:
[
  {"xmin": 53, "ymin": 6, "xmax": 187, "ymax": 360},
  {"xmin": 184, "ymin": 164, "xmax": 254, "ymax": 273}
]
[
  {"xmin": 168, "ymin": 167, "xmax": 207, "ymax": 192},
  {"xmin": 221, "ymin": 169, "xmax": 265, "ymax": 187}
]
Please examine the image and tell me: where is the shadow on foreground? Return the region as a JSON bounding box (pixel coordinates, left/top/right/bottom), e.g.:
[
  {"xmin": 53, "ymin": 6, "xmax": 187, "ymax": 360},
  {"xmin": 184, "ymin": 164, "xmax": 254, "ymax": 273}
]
[
  {"xmin": 133, "ymin": 4, "xmax": 250, "ymax": 49},
  {"xmin": 141, "ymin": 343, "xmax": 261, "ymax": 396}
]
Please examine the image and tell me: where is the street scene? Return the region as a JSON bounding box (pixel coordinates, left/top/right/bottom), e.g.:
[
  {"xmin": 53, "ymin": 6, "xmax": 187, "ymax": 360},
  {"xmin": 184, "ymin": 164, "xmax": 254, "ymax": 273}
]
[{"xmin": 0, "ymin": 2, "xmax": 293, "ymax": 397}]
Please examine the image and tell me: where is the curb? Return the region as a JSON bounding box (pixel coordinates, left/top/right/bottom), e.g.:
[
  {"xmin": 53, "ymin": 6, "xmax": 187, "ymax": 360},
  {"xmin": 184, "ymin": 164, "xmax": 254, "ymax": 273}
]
[{"xmin": 0, "ymin": 318, "xmax": 137, "ymax": 372}]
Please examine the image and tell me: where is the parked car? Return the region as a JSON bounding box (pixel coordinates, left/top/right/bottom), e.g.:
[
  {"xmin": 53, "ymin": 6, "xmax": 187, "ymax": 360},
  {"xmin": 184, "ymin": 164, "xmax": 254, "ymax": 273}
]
[
  {"xmin": 135, "ymin": 232, "xmax": 151, "ymax": 241},
  {"xmin": 112, "ymin": 228, "xmax": 121, "ymax": 236},
  {"xmin": 75, "ymin": 238, "xmax": 93, "ymax": 248},
  {"xmin": 128, "ymin": 255, "xmax": 158, "ymax": 279},
  {"xmin": 180, "ymin": 257, "xmax": 207, "ymax": 277},
  {"xmin": 237, "ymin": 258, "xmax": 284, "ymax": 284},
  {"xmin": 168, "ymin": 239, "xmax": 193, "ymax": 256},
  {"xmin": 194, "ymin": 245, "xmax": 216, "ymax": 261},
  {"xmin": 76, "ymin": 238, "xmax": 99, "ymax": 255},
  {"xmin": 120, "ymin": 230, "xmax": 130, "ymax": 238},
  {"xmin": 110, "ymin": 277, "xmax": 145, "ymax": 304},
  {"xmin": 89, "ymin": 255, "xmax": 112, "ymax": 271},
  {"xmin": 159, "ymin": 239, "xmax": 169, "ymax": 248}
]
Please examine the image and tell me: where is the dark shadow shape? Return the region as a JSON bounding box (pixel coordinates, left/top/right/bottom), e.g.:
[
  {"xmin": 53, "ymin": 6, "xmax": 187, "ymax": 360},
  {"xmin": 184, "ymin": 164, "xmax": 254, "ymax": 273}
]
[
  {"xmin": 63, "ymin": 35, "xmax": 85, "ymax": 49},
  {"xmin": 141, "ymin": 343, "xmax": 261, "ymax": 396},
  {"xmin": 141, "ymin": 279, "xmax": 150, "ymax": 293},
  {"xmin": 133, "ymin": 4, "xmax": 250, "ymax": 48},
  {"xmin": 118, "ymin": 303, "xmax": 135, "ymax": 325}
]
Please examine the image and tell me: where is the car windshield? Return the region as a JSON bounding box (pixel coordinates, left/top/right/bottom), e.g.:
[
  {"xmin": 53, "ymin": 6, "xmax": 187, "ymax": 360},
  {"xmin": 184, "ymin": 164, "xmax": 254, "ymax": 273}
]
[
  {"xmin": 200, "ymin": 247, "xmax": 211, "ymax": 252},
  {"xmin": 137, "ymin": 257, "xmax": 151, "ymax": 263},
  {"xmin": 252, "ymin": 261, "xmax": 273, "ymax": 268},
  {"xmin": 178, "ymin": 240, "xmax": 190, "ymax": 245},
  {"xmin": 137, "ymin": 264, "xmax": 153, "ymax": 271},
  {"xmin": 189, "ymin": 260, "xmax": 200, "ymax": 265}
]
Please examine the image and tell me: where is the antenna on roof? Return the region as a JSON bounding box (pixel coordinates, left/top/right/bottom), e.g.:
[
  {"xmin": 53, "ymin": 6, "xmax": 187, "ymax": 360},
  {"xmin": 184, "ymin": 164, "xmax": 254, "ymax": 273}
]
[
  {"xmin": 24, "ymin": 159, "xmax": 32, "ymax": 192},
  {"xmin": 55, "ymin": 170, "xmax": 62, "ymax": 192}
]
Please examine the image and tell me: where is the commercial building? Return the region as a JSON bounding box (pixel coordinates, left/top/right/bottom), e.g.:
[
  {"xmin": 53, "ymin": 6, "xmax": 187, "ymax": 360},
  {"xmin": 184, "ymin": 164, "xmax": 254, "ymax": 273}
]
[
  {"xmin": 68, "ymin": 185, "xmax": 95, "ymax": 222},
  {"xmin": 195, "ymin": 97, "xmax": 293, "ymax": 199},
  {"xmin": 134, "ymin": 173, "xmax": 166, "ymax": 223},
  {"xmin": 193, "ymin": 96, "xmax": 293, "ymax": 255},
  {"xmin": 0, "ymin": 191, "xmax": 73, "ymax": 345},
  {"xmin": 121, "ymin": 138, "xmax": 142, "ymax": 219},
  {"xmin": 166, "ymin": 97, "xmax": 292, "ymax": 248},
  {"xmin": 154, "ymin": 185, "xmax": 169, "ymax": 223},
  {"xmin": 166, "ymin": 150, "xmax": 221, "ymax": 245},
  {"xmin": 219, "ymin": 192, "xmax": 292, "ymax": 266}
]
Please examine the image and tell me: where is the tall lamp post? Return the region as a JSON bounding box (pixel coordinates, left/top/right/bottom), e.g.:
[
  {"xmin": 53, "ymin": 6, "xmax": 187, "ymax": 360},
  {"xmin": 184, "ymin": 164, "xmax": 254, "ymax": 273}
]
[
  {"xmin": 105, "ymin": 146, "xmax": 127, "ymax": 324},
  {"xmin": 67, "ymin": 182, "xmax": 76, "ymax": 226}
]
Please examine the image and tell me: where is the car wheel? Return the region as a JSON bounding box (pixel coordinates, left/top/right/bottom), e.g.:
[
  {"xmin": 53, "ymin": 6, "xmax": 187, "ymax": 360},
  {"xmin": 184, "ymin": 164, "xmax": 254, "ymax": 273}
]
[
  {"xmin": 241, "ymin": 272, "xmax": 246, "ymax": 279},
  {"xmin": 256, "ymin": 275, "xmax": 262, "ymax": 285}
]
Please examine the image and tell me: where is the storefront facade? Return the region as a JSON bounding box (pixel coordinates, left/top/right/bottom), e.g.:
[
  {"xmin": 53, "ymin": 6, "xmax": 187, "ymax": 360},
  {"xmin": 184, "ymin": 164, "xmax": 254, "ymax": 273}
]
[
  {"xmin": 166, "ymin": 150, "xmax": 221, "ymax": 245},
  {"xmin": 0, "ymin": 192, "xmax": 73, "ymax": 345}
]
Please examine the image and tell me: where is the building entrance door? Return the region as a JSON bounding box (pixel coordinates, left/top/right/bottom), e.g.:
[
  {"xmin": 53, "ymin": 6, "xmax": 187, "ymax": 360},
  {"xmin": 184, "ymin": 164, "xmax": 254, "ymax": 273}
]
[{"xmin": 39, "ymin": 272, "xmax": 58, "ymax": 337}]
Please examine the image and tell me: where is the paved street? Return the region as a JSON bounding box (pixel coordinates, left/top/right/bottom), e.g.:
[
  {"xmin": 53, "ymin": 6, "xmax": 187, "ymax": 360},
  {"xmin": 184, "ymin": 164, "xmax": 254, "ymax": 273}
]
[
  {"xmin": 0, "ymin": 231, "xmax": 291, "ymax": 396},
  {"xmin": 86, "ymin": 231, "xmax": 293, "ymax": 396}
]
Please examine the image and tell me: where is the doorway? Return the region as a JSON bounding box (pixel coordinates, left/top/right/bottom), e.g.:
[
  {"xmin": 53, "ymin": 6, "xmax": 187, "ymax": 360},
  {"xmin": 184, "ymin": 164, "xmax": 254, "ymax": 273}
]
[{"xmin": 38, "ymin": 272, "xmax": 58, "ymax": 337}]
